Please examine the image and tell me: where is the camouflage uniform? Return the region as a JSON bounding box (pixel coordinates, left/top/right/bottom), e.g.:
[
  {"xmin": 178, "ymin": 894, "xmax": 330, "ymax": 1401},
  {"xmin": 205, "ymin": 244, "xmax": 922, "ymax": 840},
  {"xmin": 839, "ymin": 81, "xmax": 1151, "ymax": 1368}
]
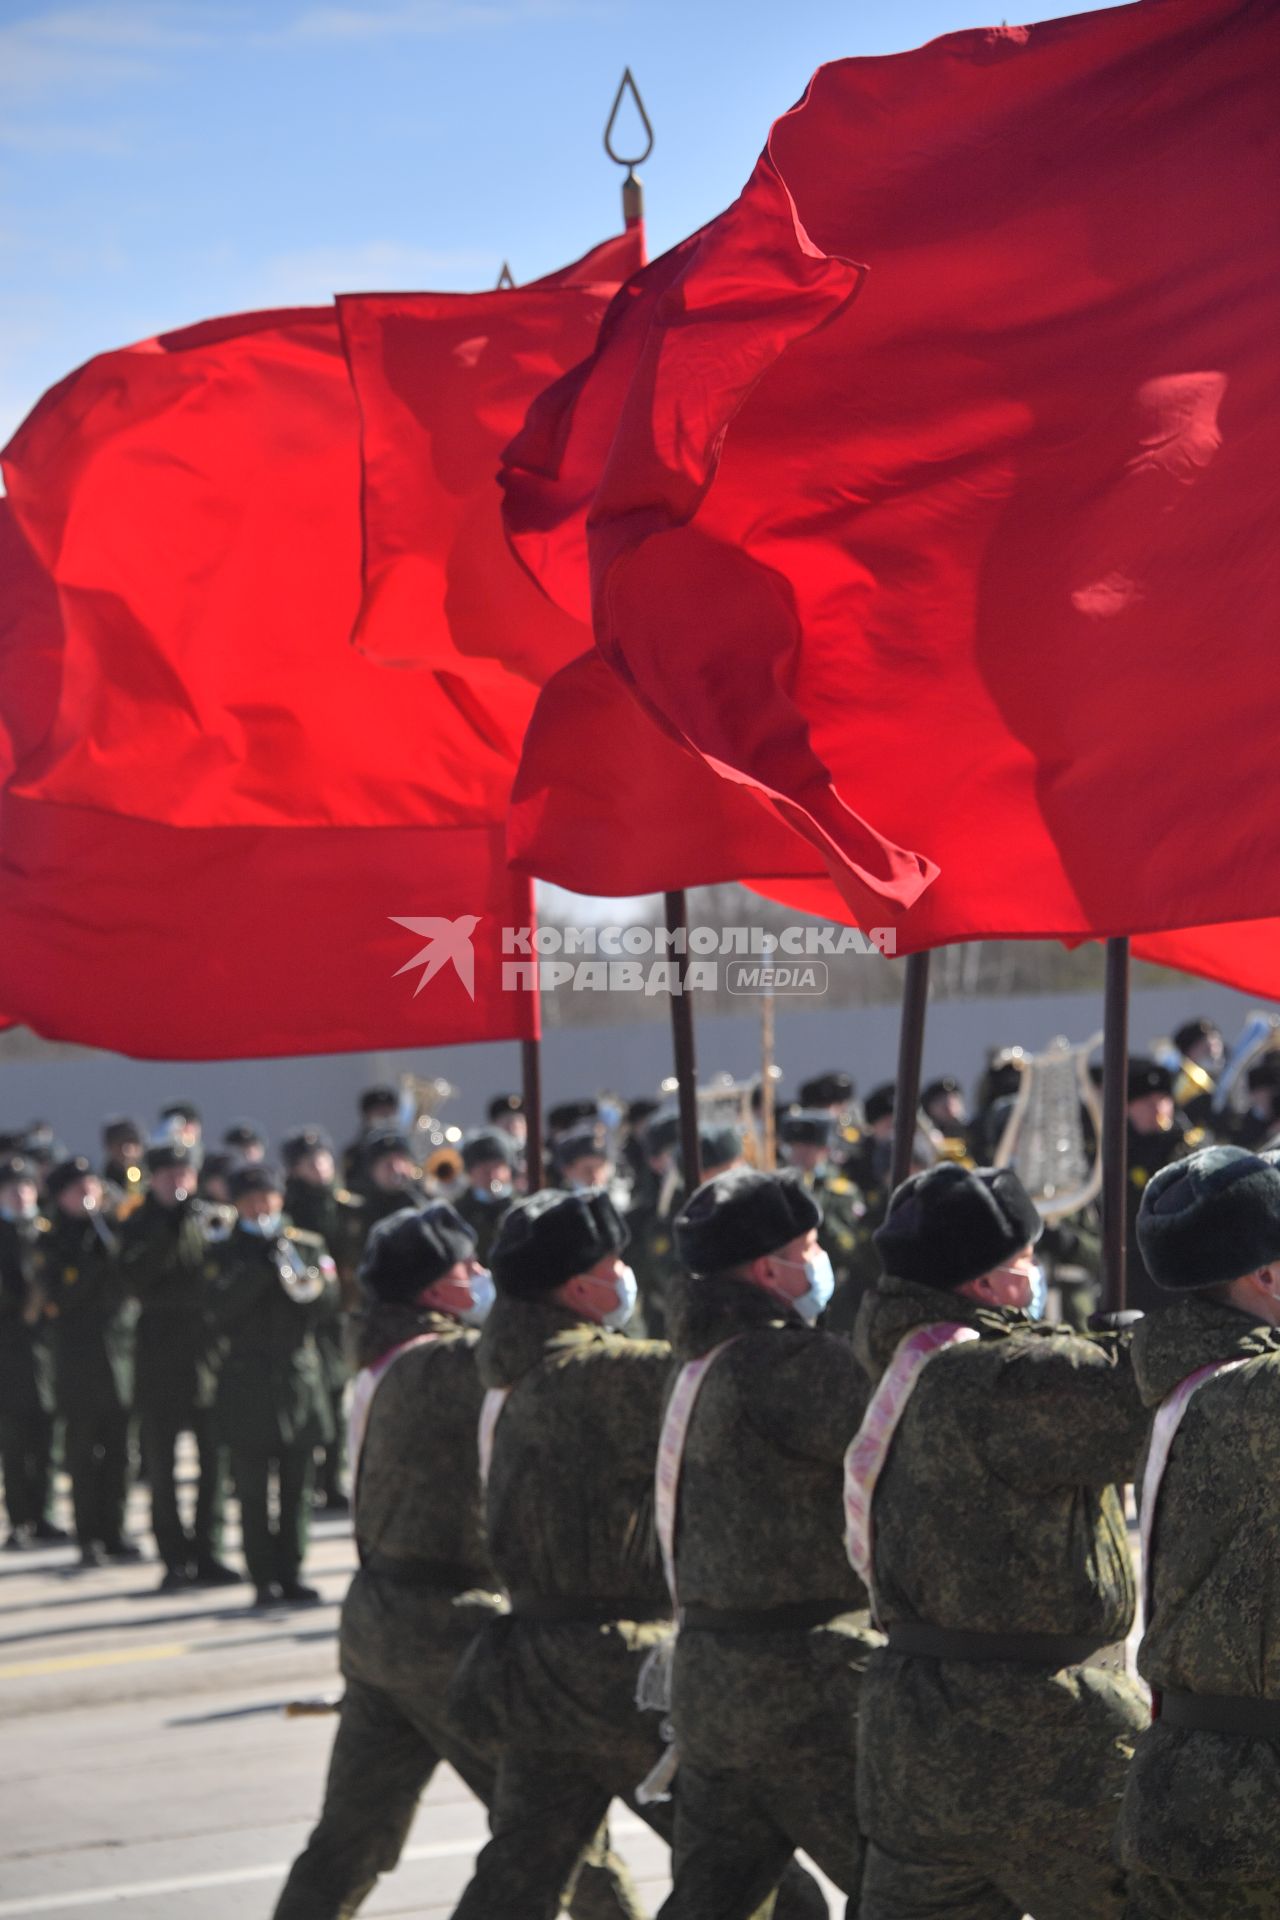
[
  {"xmin": 273, "ymin": 1300, "xmax": 638, "ymax": 1920},
  {"xmin": 447, "ymin": 1293, "xmax": 677, "ymax": 1919},
  {"xmin": 853, "ymin": 1273, "xmax": 1150, "ymax": 1920},
  {"xmin": 1118, "ymin": 1295, "xmax": 1280, "ymax": 1917},
  {"xmin": 658, "ymin": 1269, "xmax": 878, "ymax": 1918}
]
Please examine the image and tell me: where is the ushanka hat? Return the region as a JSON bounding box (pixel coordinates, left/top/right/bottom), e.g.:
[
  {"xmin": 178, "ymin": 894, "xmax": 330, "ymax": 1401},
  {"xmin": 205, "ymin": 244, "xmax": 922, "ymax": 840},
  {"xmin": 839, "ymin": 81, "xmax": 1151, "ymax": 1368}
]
[
  {"xmin": 490, "ymin": 1188, "xmax": 628, "ymax": 1300},
  {"xmin": 1139, "ymin": 1146, "xmax": 1280, "ymax": 1291},
  {"xmin": 360, "ymin": 1203, "xmax": 477, "ymax": 1305},
  {"xmin": 874, "ymin": 1162, "xmax": 1042, "ymax": 1290},
  {"xmin": 676, "ymin": 1168, "xmax": 821, "ymax": 1276}
]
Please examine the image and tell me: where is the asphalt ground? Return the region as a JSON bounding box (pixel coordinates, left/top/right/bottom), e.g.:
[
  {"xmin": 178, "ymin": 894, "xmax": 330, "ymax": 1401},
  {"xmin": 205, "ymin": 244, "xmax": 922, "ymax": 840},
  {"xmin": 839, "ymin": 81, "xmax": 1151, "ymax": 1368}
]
[{"xmin": 0, "ymin": 1461, "xmax": 842, "ymax": 1917}]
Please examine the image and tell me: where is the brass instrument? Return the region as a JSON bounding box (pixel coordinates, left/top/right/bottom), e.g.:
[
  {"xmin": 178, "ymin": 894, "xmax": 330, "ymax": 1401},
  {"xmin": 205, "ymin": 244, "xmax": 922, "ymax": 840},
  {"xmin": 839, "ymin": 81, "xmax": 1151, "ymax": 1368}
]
[
  {"xmin": 656, "ymin": 1069, "xmax": 781, "ymax": 1169},
  {"xmin": 396, "ymin": 1073, "xmax": 462, "ymax": 1179},
  {"xmin": 1210, "ymin": 1014, "xmax": 1280, "ymax": 1120},
  {"xmin": 424, "ymin": 1144, "xmax": 464, "ymax": 1188},
  {"xmin": 275, "ymin": 1233, "xmax": 330, "ymax": 1305}
]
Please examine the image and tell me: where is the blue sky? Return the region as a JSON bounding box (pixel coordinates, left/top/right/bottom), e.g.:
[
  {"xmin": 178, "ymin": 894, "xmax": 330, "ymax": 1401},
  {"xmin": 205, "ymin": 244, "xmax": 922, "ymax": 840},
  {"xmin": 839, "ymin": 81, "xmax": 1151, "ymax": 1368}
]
[{"xmin": 2, "ymin": 0, "xmax": 1120, "ymax": 448}]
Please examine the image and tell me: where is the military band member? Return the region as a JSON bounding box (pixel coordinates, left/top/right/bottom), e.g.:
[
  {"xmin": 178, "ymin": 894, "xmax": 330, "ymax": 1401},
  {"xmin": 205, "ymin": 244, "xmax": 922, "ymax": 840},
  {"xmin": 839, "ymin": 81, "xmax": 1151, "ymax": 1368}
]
[
  {"xmin": 282, "ymin": 1127, "xmax": 365, "ymax": 1515},
  {"xmin": 850, "ymin": 1162, "xmax": 1149, "ymax": 1920},
  {"xmin": 1119, "ymin": 1147, "xmax": 1280, "ymax": 1918},
  {"xmin": 453, "ymin": 1129, "xmax": 519, "ymax": 1266},
  {"xmin": 119, "ymin": 1142, "xmax": 238, "ymax": 1591},
  {"xmin": 342, "ymin": 1084, "xmax": 403, "ymax": 1189},
  {"xmin": 36, "ymin": 1157, "xmax": 139, "ymax": 1567},
  {"xmin": 222, "ymin": 1118, "xmax": 267, "ymax": 1164},
  {"xmin": 100, "ymin": 1116, "xmax": 146, "ymax": 1201},
  {"xmin": 211, "ymin": 1164, "xmax": 336, "ymax": 1606},
  {"xmin": 777, "ymin": 1111, "xmax": 871, "ymax": 1327},
  {"xmin": 356, "ymin": 1131, "xmax": 429, "ymax": 1232},
  {"xmin": 1127, "ymin": 1058, "xmax": 1205, "ymax": 1313},
  {"xmin": 0, "ymin": 1156, "xmax": 63, "ymax": 1548},
  {"xmin": 656, "ymin": 1169, "xmax": 876, "ymax": 1917}
]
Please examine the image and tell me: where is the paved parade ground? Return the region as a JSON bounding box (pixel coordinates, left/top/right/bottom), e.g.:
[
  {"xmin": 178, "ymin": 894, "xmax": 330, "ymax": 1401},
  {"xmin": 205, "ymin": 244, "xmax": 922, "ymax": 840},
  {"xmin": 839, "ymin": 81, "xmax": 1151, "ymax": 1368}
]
[{"xmin": 0, "ymin": 1478, "xmax": 840, "ymax": 1918}]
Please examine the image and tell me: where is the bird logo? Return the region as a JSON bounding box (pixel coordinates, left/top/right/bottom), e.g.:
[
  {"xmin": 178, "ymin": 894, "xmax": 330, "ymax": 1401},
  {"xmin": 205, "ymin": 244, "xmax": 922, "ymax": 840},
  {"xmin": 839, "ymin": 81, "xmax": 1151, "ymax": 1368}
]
[{"xmin": 389, "ymin": 915, "xmax": 480, "ymax": 1000}]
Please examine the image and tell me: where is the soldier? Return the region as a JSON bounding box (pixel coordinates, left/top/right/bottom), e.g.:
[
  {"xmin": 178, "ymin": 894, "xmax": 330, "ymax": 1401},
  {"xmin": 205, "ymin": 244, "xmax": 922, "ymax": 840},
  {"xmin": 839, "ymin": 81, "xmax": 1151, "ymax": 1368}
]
[
  {"xmin": 554, "ymin": 1125, "xmax": 613, "ymax": 1194},
  {"xmin": 118, "ymin": 1142, "xmax": 238, "ymax": 1592},
  {"xmin": 1115, "ymin": 1146, "xmax": 1280, "ymax": 1916},
  {"xmin": 850, "ymin": 1161, "xmax": 1150, "ymax": 1920},
  {"xmin": 342, "ymin": 1084, "xmax": 402, "ymax": 1189},
  {"xmin": 0, "ymin": 1155, "xmax": 64, "ymax": 1549},
  {"xmin": 656, "ymin": 1168, "xmax": 877, "ymax": 1917},
  {"xmin": 453, "ymin": 1130, "xmax": 518, "ymax": 1266},
  {"xmin": 101, "ymin": 1116, "xmax": 147, "ymax": 1201},
  {"xmin": 843, "ymin": 1084, "xmax": 897, "ymax": 1231},
  {"xmin": 222, "ymin": 1119, "xmax": 267, "ymax": 1164},
  {"xmin": 157, "ymin": 1100, "xmax": 202, "ymax": 1158},
  {"xmin": 486, "ymin": 1091, "xmax": 527, "ymax": 1149},
  {"xmin": 273, "ymin": 1204, "xmax": 642, "ymax": 1920},
  {"xmin": 357, "ymin": 1131, "xmax": 429, "ymax": 1232},
  {"xmin": 626, "ymin": 1114, "xmax": 683, "ymax": 1338},
  {"xmin": 1127, "ymin": 1057, "xmax": 1204, "ymax": 1312},
  {"xmin": 36, "ymin": 1157, "xmax": 140, "ymax": 1568},
  {"xmin": 446, "ymin": 1186, "xmax": 677, "ymax": 1918},
  {"xmin": 1225, "ymin": 1052, "xmax": 1280, "ymax": 1151},
  {"xmin": 777, "ymin": 1110, "xmax": 872, "ymax": 1329},
  {"xmin": 211, "ymin": 1164, "xmax": 336, "ymax": 1606},
  {"xmin": 281, "ymin": 1127, "xmax": 365, "ymax": 1515}
]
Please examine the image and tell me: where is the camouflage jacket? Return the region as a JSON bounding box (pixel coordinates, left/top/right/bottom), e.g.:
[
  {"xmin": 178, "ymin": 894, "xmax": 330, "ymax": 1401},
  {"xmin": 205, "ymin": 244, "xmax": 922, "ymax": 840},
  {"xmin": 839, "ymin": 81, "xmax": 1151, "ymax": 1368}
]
[
  {"xmin": 664, "ymin": 1270, "xmax": 878, "ymax": 1772},
  {"xmin": 118, "ymin": 1194, "xmax": 231, "ymax": 1416},
  {"xmin": 1118, "ymin": 1295, "xmax": 1280, "ymax": 1880},
  {"xmin": 852, "ymin": 1274, "xmax": 1145, "ymax": 1641},
  {"xmin": 342, "ymin": 1300, "xmax": 501, "ymax": 1700},
  {"xmin": 209, "ymin": 1224, "xmax": 335, "ymax": 1451},
  {"xmin": 478, "ymin": 1293, "xmax": 671, "ymax": 1617}
]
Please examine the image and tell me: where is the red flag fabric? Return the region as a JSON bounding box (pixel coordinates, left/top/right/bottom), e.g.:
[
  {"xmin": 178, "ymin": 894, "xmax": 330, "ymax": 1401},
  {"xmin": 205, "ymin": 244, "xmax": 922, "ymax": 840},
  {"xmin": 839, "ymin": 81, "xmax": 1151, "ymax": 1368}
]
[
  {"xmin": 0, "ymin": 309, "xmax": 538, "ymax": 1057},
  {"xmin": 503, "ymin": 0, "xmax": 1280, "ymax": 948},
  {"xmin": 338, "ymin": 230, "xmax": 644, "ymax": 678}
]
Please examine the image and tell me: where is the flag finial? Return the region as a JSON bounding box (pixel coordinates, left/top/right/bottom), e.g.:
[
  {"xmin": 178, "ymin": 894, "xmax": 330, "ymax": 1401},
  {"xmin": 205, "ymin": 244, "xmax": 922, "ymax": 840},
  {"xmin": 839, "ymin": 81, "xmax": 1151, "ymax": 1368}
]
[{"xmin": 604, "ymin": 67, "xmax": 654, "ymax": 229}]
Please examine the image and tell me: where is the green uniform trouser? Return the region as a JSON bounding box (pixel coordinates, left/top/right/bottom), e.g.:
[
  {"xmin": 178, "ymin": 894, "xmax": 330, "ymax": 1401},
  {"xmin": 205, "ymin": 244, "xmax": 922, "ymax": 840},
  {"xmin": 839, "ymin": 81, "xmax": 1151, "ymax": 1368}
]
[
  {"xmin": 228, "ymin": 1442, "xmax": 313, "ymax": 1589},
  {"xmin": 64, "ymin": 1405, "xmax": 130, "ymax": 1550},
  {"xmin": 139, "ymin": 1405, "xmax": 225, "ymax": 1573},
  {"xmin": 1126, "ymin": 1877, "xmax": 1280, "ymax": 1918},
  {"xmin": 660, "ymin": 1752, "xmax": 862, "ymax": 1920},
  {"xmin": 0, "ymin": 1406, "xmax": 54, "ymax": 1533}
]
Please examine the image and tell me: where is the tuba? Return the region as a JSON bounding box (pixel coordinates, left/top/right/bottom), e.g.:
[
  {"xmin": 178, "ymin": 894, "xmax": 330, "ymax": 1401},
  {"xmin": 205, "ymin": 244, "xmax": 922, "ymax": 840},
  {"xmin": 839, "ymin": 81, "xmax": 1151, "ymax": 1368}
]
[
  {"xmin": 1210, "ymin": 1014, "xmax": 1280, "ymax": 1120},
  {"xmin": 993, "ymin": 1033, "xmax": 1104, "ymax": 1223}
]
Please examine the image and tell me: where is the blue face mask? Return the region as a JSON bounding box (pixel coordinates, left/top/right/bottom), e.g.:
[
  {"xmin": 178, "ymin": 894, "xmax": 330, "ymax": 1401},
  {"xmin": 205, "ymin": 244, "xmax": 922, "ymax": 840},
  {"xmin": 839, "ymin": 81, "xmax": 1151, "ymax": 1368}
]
[
  {"xmin": 602, "ymin": 1265, "xmax": 638, "ymax": 1332},
  {"xmin": 774, "ymin": 1248, "xmax": 836, "ymax": 1325},
  {"xmin": 240, "ymin": 1213, "xmax": 282, "ymax": 1239},
  {"xmin": 460, "ymin": 1270, "xmax": 496, "ymax": 1328},
  {"xmin": 1027, "ymin": 1263, "xmax": 1048, "ymax": 1322}
]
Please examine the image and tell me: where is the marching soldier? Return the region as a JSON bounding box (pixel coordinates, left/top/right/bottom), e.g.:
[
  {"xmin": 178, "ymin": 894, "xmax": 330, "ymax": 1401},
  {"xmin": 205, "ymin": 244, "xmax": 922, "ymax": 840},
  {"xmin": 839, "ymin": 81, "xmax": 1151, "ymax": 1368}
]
[
  {"xmin": 446, "ymin": 1186, "xmax": 676, "ymax": 1918},
  {"xmin": 0, "ymin": 1155, "xmax": 63, "ymax": 1549},
  {"xmin": 222, "ymin": 1119, "xmax": 268, "ymax": 1164},
  {"xmin": 1118, "ymin": 1146, "xmax": 1280, "ymax": 1916},
  {"xmin": 843, "ymin": 1084, "xmax": 897, "ymax": 1231},
  {"xmin": 36, "ymin": 1157, "xmax": 140, "ymax": 1567},
  {"xmin": 281, "ymin": 1127, "xmax": 365, "ymax": 1515},
  {"xmin": 453, "ymin": 1129, "xmax": 519, "ymax": 1266},
  {"xmin": 356, "ymin": 1131, "xmax": 429, "ymax": 1233},
  {"xmin": 273, "ymin": 1204, "xmax": 637, "ymax": 1920},
  {"xmin": 656, "ymin": 1169, "xmax": 877, "ymax": 1916},
  {"xmin": 342, "ymin": 1085, "xmax": 403, "ymax": 1189},
  {"xmin": 211, "ymin": 1164, "xmax": 336, "ymax": 1606},
  {"xmin": 119, "ymin": 1142, "xmax": 238, "ymax": 1591},
  {"xmin": 157, "ymin": 1100, "xmax": 202, "ymax": 1158},
  {"xmin": 850, "ymin": 1162, "xmax": 1149, "ymax": 1919},
  {"xmin": 626, "ymin": 1114, "xmax": 682, "ymax": 1338}
]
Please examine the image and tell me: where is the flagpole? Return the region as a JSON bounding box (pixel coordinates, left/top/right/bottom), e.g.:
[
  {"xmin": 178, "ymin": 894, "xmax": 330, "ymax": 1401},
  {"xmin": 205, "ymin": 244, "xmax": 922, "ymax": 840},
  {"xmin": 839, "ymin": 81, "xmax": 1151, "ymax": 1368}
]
[
  {"xmin": 1100, "ymin": 936, "xmax": 1130, "ymax": 1311},
  {"xmin": 604, "ymin": 73, "xmax": 703, "ymax": 1188},
  {"xmin": 760, "ymin": 985, "xmax": 777, "ymax": 1171},
  {"xmin": 890, "ymin": 951, "xmax": 930, "ymax": 1190},
  {"xmin": 521, "ymin": 1034, "xmax": 544, "ymax": 1194}
]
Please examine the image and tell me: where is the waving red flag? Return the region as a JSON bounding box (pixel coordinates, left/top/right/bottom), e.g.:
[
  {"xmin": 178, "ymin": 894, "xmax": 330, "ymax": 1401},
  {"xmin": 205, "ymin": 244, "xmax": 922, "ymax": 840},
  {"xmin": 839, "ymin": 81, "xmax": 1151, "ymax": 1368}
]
[
  {"xmin": 338, "ymin": 230, "xmax": 644, "ymax": 681},
  {"xmin": 0, "ymin": 309, "xmax": 537, "ymax": 1058},
  {"xmin": 504, "ymin": 0, "xmax": 1280, "ymax": 948}
]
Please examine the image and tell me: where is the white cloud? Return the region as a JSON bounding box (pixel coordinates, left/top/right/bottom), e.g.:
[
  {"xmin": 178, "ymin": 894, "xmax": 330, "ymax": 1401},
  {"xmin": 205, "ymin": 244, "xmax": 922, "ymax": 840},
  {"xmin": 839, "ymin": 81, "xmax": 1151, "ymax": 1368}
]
[{"xmin": 0, "ymin": 3, "xmax": 222, "ymax": 105}]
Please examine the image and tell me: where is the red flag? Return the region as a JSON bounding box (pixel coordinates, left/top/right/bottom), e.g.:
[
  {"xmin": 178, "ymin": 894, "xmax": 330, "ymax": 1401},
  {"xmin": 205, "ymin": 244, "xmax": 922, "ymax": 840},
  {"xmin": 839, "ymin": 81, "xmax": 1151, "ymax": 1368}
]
[
  {"xmin": 338, "ymin": 231, "xmax": 644, "ymax": 678},
  {"xmin": 1, "ymin": 309, "xmax": 538, "ymax": 1057},
  {"xmin": 504, "ymin": 0, "xmax": 1280, "ymax": 947}
]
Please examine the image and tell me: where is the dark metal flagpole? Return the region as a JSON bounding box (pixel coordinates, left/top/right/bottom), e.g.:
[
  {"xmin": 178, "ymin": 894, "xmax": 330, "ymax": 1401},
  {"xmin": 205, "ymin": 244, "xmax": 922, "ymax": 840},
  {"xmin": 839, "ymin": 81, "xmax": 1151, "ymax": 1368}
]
[
  {"xmin": 890, "ymin": 951, "xmax": 931, "ymax": 1190},
  {"xmin": 521, "ymin": 1032, "xmax": 544, "ymax": 1194},
  {"xmin": 603, "ymin": 73, "xmax": 702, "ymax": 1187},
  {"xmin": 1100, "ymin": 936, "xmax": 1131, "ymax": 1311}
]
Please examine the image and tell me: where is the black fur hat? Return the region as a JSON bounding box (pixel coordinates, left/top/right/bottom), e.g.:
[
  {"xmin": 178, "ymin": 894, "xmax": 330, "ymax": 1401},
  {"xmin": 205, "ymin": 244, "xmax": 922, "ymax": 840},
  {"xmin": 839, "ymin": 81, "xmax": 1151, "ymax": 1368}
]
[
  {"xmin": 360, "ymin": 1203, "xmax": 476, "ymax": 1305},
  {"xmin": 874, "ymin": 1163, "xmax": 1042, "ymax": 1290},
  {"xmin": 491, "ymin": 1189, "xmax": 628, "ymax": 1300},
  {"xmin": 462, "ymin": 1129, "xmax": 516, "ymax": 1172},
  {"xmin": 281, "ymin": 1126, "xmax": 334, "ymax": 1169},
  {"xmin": 676, "ymin": 1169, "xmax": 821, "ymax": 1277},
  {"xmin": 1139, "ymin": 1146, "xmax": 1280, "ymax": 1291},
  {"xmin": 864, "ymin": 1083, "xmax": 896, "ymax": 1126},
  {"xmin": 1127, "ymin": 1057, "xmax": 1175, "ymax": 1102},
  {"xmin": 779, "ymin": 1109, "xmax": 835, "ymax": 1150},
  {"xmin": 797, "ymin": 1071, "xmax": 854, "ymax": 1108}
]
